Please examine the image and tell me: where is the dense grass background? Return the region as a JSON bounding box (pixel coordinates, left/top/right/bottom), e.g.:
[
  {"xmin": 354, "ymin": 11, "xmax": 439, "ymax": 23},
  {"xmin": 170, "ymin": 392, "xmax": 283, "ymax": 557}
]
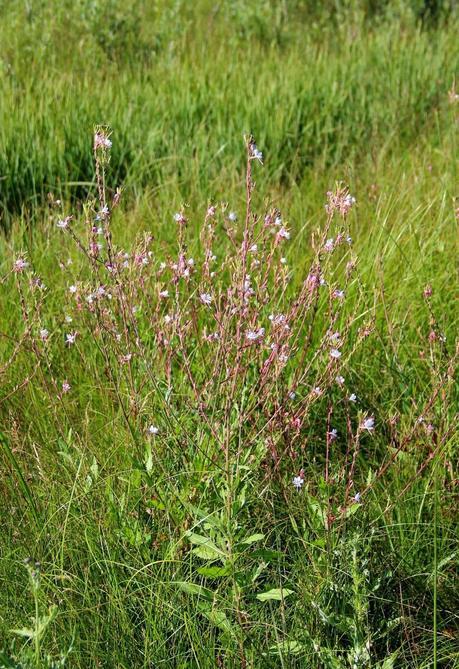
[
  {"xmin": 0, "ymin": 1, "xmax": 458, "ymax": 668},
  {"xmin": 0, "ymin": 0, "xmax": 458, "ymax": 225}
]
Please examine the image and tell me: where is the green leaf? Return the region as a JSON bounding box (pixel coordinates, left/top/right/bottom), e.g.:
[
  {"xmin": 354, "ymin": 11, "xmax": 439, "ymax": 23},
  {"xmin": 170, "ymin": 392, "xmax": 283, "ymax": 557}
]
[
  {"xmin": 144, "ymin": 443, "xmax": 153, "ymax": 475},
  {"xmin": 197, "ymin": 602, "xmax": 237, "ymax": 636},
  {"xmin": 185, "ymin": 532, "xmax": 224, "ymax": 558},
  {"xmin": 269, "ymin": 640, "xmax": 305, "ymax": 655},
  {"xmin": 174, "ymin": 581, "xmax": 213, "ymax": 600},
  {"xmin": 251, "ymin": 548, "xmax": 283, "ymax": 561},
  {"xmin": 256, "ymin": 588, "xmax": 294, "ymax": 602},
  {"xmin": 197, "ymin": 565, "xmax": 231, "ymax": 578},
  {"xmin": 376, "ymin": 651, "xmax": 400, "ymax": 668},
  {"xmin": 238, "ymin": 533, "xmax": 265, "ymax": 546},
  {"xmin": 147, "ymin": 498, "xmax": 165, "ymax": 511},
  {"xmin": 192, "ymin": 544, "xmax": 223, "ymax": 560},
  {"xmin": 10, "ymin": 626, "xmax": 35, "ymax": 639},
  {"xmin": 343, "ymin": 503, "xmax": 361, "ymax": 518}
]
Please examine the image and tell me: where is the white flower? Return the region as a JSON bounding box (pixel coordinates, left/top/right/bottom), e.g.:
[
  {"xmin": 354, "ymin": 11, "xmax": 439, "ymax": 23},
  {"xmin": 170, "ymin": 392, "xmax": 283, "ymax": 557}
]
[
  {"xmin": 65, "ymin": 315, "xmax": 73, "ymax": 323},
  {"xmin": 269, "ymin": 313, "xmax": 286, "ymax": 326},
  {"xmin": 353, "ymin": 492, "xmax": 361, "ymax": 503},
  {"xmin": 336, "ymin": 375, "xmax": 345, "ymax": 385},
  {"xmin": 39, "ymin": 329, "xmax": 49, "ymax": 341},
  {"xmin": 228, "ymin": 211, "xmax": 237, "ymax": 222},
  {"xmin": 349, "ymin": 393, "xmax": 357, "ymax": 402},
  {"xmin": 292, "ymin": 475, "xmax": 304, "ymax": 491},
  {"xmin": 361, "ymin": 416, "xmax": 375, "ymax": 431},
  {"xmin": 274, "ymin": 216, "xmax": 282, "ymax": 226},
  {"xmin": 344, "ymin": 194, "xmax": 356, "ymax": 209},
  {"xmin": 288, "ymin": 391, "xmax": 296, "ymax": 400},
  {"xmin": 324, "ymin": 238, "xmax": 334, "ymax": 252},
  {"xmin": 148, "ymin": 425, "xmax": 159, "ymax": 435},
  {"xmin": 61, "ymin": 380, "xmax": 71, "ymax": 394},
  {"xmin": 174, "ymin": 212, "xmax": 186, "ymax": 223},
  {"xmin": 159, "ymin": 290, "xmax": 169, "ymax": 298},
  {"xmin": 330, "ymin": 349, "xmax": 342, "ymax": 359},
  {"xmin": 66, "ymin": 332, "xmax": 77, "ymax": 345},
  {"xmin": 246, "ymin": 328, "xmax": 265, "ymax": 341},
  {"xmin": 250, "ymin": 244, "xmax": 258, "ymax": 253},
  {"xmin": 280, "ymin": 257, "xmax": 287, "ymax": 265},
  {"xmin": 333, "ymin": 289, "xmax": 345, "ymax": 299},
  {"xmin": 278, "ymin": 227, "xmax": 290, "ymax": 240},
  {"xmin": 250, "ymin": 143, "xmax": 263, "ymax": 163},
  {"xmin": 56, "ymin": 217, "xmax": 71, "ymax": 229},
  {"xmin": 329, "ymin": 428, "xmax": 338, "ymax": 440},
  {"xmin": 69, "ymin": 285, "xmax": 77, "ymax": 294},
  {"xmin": 200, "ymin": 293, "xmax": 213, "ymax": 306}
]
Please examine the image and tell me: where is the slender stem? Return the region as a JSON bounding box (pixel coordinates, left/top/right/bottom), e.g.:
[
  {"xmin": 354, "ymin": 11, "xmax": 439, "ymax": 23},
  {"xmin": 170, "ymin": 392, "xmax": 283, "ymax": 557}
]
[
  {"xmin": 433, "ymin": 459, "xmax": 438, "ymax": 669},
  {"xmin": 34, "ymin": 586, "xmax": 40, "ymax": 666}
]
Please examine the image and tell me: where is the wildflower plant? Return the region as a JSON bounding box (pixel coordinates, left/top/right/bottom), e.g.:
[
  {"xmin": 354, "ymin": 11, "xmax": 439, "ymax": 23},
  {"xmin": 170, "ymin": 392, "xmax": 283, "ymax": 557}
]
[
  {"xmin": 7, "ymin": 130, "xmax": 456, "ymax": 514},
  {"xmin": 1, "ymin": 129, "xmax": 457, "ymax": 667}
]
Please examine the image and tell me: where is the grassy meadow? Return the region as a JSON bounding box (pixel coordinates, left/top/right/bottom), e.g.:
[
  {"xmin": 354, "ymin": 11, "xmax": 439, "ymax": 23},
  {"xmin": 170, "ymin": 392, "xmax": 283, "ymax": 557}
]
[{"xmin": 0, "ymin": 1, "xmax": 458, "ymax": 667}]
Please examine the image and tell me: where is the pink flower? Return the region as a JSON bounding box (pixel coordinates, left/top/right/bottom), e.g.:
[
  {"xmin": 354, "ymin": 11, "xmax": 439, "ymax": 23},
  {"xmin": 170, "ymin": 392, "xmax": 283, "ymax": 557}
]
[
  {"xmin": 13, "ymin": 257, "xmax": 28, "ymax": 273},
  {"xmin": 94, "ymin": 132, "xmax": 112, "ymax": 150},
  {"xmin": 423, "ymin": 285, "xmax": 432, "ymax": 299},
  {"xmin": 278, "ymin": 227, "xmax": 290, "ymax": 240}
]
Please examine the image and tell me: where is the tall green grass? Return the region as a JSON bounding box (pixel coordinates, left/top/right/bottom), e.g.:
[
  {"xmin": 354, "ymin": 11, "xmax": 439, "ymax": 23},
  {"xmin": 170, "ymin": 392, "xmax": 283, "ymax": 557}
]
[{"xmin": 0, "ymin": 0, "xmax": 457, "ymax": 226}]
